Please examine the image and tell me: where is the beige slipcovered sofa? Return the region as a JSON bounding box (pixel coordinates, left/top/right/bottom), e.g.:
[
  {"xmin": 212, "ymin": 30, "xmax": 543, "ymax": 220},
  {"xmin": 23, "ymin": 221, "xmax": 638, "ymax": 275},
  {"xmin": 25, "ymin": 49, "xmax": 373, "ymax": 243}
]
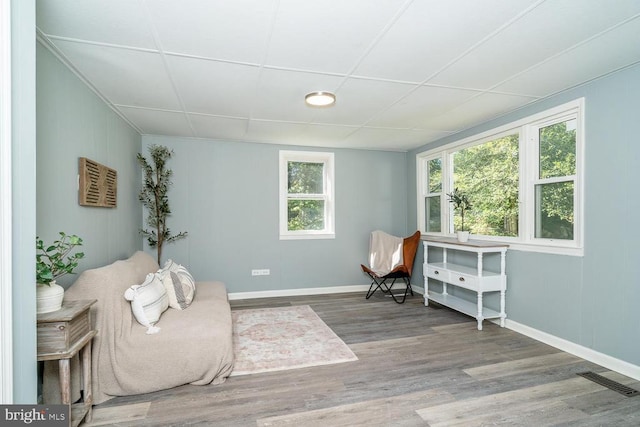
[{"xmin": 45, "ymin": 251, "xmax": 234, "ymax": 404}]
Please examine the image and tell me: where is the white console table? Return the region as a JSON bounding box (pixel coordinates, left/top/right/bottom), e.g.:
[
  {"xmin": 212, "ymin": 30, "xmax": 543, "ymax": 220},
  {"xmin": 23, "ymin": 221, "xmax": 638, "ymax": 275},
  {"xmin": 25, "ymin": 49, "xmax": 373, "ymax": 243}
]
[{"xmin": 423, "ymin": 236, "xmax": 508, "ymax": 330}]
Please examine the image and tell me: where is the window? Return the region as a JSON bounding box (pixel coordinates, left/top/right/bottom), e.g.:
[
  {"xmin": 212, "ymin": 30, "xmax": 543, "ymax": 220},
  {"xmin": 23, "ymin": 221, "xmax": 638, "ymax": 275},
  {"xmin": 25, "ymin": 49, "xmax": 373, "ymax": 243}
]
[
  {"xmin": 532, "ymin": 117, "xmax": 577, "ymax": 240},
  {"xmin": 279, "ymin": 151, "xmax": 335, "ymax": 240},
  {"xmin": 423, "ymin": 157, "xmax": 442, "ymax": 233},
  {"xmin": 417, "ymin": 99, "xmax": 584, "ymax": 255},
  {"xmin": 452, "ymin": 133, "xmax": 519, "ymax": 237}
]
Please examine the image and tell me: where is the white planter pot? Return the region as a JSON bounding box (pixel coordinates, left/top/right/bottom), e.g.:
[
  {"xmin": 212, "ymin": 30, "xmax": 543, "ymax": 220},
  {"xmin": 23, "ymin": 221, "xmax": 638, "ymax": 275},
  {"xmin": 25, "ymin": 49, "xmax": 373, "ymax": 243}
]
[
  {"xmin": 36, "ymin": 281, "xmax": 64, "ymax": 314},
  {"xmin": 457, "ymin": 231, "xmax": 470, "ymax": 243}
]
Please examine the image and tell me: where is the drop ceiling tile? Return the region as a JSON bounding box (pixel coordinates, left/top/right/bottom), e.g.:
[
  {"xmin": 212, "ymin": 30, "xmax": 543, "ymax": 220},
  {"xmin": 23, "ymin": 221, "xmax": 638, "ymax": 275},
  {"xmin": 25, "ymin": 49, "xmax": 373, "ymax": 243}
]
[
  {"xmin": 52, "ymin": 40, "xmax": 181, "ymax": 110},
  {"xmin": 355, "ymin": 0, "xmax": 539, "ymax": 82},
  {"xmin": 251, "ymin": 68, "xmax": 344, "ymax": 123},
  {"xmin": 188, "ymin": 114, "xmax": 249, "ymax": 141},
  {"xmin": 369, "ymin": 85, "xmax": 480, "ymax": 129},
  {"xmin": 147, "ymin": 0, "xmax": 277, "ymax": 64},
  {"xmin": 246, "ymin": 120, "xmax": 357, "ymax": 148},
  {"xmin": 37, "ymin": 0, "xmax": 156, "ymax": 49},
  {"xmin": 494, "ymin": 17, "xmax": 640, "ymax": 97},
  {"xmin": 421, "ymin": 92, "xmax": 538, "ymax": 131},
  {"xmin": 430, "ymin": 1, "xmax": 640, "ymax": 90},
  {"xmin": 167, "ymin": 55, "xmax": 261, "ymax": 117},
  {"xmin": 301, "ymin": 124, "xmax": 359, "ymax": 146},
  {"xmin": 117, "ymin": 107, "xmax": 193, "ymax": 137},
  {"xmin": 245, "ymin": 120, "xmax": 311, "ymax": 145},
  {"xmin": 265, "ymin": 0, "xmax": 406, "ymax": 74},
  {"xmin": 343, "ymin": 127, "xmax": 451, "ymax": 151},
  {"xmin": 310, "ymin": 78, "xmax": 415, "ymax": 126}
]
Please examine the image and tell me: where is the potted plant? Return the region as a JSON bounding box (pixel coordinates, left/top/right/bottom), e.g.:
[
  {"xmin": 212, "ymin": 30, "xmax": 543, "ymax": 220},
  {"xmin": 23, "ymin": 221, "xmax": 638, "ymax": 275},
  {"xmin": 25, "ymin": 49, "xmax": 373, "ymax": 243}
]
[
  {"xmin": 446, "ymin": 188, "xmax": 472, "ymax": 242},
  {"xmin": 36, "ymin": 232, "xmax": 85, "ymax": 314}
]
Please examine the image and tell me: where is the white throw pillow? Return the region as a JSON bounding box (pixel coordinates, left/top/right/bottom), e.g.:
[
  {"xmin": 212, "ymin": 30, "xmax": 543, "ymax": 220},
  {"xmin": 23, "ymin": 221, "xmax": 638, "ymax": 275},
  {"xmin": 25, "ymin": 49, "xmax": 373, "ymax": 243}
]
[
  {"xmin": 159, "ymin": 259, "xmax": 196, "ymax": 310},
  {"xmin": 124, "ymin": 273, "xmax": 169, "ymax": 334}
]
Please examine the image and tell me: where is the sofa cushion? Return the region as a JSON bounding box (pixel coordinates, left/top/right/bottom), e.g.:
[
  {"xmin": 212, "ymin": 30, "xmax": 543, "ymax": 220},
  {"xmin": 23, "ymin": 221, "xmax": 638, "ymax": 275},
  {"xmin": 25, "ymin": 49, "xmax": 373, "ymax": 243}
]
[
  {"xmin": 159, "ymin": 259, "xmax": 196, "ymax": 310},
  {"xmin": 124, "ymin": 272, "xmax": 169, "ymax": 334},
  {"xmin": 160, "ymin": 271, "xmax": 191, "ymax": 310}
]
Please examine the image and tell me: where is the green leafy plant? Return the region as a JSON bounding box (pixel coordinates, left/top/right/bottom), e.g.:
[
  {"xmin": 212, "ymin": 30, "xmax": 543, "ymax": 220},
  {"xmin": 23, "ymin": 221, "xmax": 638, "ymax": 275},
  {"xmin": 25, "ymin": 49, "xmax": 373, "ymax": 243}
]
[
  {"xmin": 447, "ymin": 188, "xmax": 473, "ymax": 232},
  {"xmin": 137, "ymin": 144, "xmax": 188, "ymax": 265},
  {"xmin": 36, "ymin": 232, "xmax": 85, "ymax": 285}
]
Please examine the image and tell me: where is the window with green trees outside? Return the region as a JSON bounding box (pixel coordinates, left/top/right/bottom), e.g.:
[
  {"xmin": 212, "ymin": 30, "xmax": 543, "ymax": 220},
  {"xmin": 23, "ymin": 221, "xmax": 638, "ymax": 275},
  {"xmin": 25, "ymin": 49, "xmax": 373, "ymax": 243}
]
[
  {"xmin": 279, "ymin": 151, "xmax": 335, "ymax": 239},
  {"xmin": 417, "ymin": 99, "xmax": 583, "ymax": 255}
]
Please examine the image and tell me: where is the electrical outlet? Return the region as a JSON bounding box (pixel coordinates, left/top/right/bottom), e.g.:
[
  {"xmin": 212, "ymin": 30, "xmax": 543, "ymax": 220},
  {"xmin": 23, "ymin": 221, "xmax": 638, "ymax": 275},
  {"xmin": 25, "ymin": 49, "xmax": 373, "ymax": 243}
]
[{"xmin": 251, "ymin": 269, "xmax": 271, "ymax": 276}]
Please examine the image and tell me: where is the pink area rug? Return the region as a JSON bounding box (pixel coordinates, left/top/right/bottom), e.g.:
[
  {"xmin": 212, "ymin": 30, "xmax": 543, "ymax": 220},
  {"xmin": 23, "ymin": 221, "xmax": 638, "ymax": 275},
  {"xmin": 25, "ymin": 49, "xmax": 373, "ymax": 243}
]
[{"xmin": 230, "ymin": 305, "xmax": 358, "ymax": 376}]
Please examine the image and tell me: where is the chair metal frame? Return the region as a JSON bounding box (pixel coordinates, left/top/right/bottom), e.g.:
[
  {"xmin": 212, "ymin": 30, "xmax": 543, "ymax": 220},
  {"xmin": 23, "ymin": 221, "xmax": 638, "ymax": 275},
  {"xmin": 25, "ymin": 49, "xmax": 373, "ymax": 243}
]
[{"xmin": 361, "ymin": 231, "xmax": 421, "ymax": 304}]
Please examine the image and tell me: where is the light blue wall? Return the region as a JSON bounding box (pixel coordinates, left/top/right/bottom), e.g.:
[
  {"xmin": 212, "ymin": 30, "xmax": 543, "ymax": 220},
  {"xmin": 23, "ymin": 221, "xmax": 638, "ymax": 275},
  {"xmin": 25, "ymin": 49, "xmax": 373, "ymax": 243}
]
[
  {"xmin": 142, "ymin": 136, "xmax": 408, "ymax": 293},
  {"xmin": 36, "ymin": 43, "xmax": 142, "ymax": 288},
  {"xmin": 408, "ymin": 63, "xmax": 640, "ymax": 367},
  {"xmin": 11, "ymin": 0, "xmax": 37, "ymax": 403}
]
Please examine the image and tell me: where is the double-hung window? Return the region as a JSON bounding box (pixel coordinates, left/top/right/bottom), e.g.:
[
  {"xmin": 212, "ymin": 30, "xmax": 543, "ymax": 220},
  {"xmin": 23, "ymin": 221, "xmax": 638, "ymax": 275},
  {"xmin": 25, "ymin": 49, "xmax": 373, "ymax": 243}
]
[
  {"xmin": 417, "ymin": 99, "xmax": 584, "ymax": 255},
  {"xmin": 423, "ymin": 157, "xmax": 443, "ymax": 233},
  {"xmin": 279, "ymin": 150, "xmax": 335, "ymax": 240},
  {"xmin": 529, "ymin": 116, "xmax": 578, "ymax": 242}
]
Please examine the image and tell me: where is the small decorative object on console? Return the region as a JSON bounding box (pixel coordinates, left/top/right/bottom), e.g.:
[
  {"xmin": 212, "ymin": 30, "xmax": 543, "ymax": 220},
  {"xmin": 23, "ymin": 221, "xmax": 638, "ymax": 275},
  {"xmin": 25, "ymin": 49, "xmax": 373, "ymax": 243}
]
[{"xmin": 446, "ymin": 188, "xmax": 472, "ymax": 242}]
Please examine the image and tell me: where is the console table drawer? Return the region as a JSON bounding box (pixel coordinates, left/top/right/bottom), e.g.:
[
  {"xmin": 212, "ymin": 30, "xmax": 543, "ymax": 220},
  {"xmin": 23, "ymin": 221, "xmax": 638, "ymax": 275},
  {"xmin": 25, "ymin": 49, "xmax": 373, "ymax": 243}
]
[
  {"xmin": 450, "ymin": 272, "xmax": 478, "ymax": 291},
  {"xmin": 426, "ymin": 265, "xmax": 449, "ymax": 282}
]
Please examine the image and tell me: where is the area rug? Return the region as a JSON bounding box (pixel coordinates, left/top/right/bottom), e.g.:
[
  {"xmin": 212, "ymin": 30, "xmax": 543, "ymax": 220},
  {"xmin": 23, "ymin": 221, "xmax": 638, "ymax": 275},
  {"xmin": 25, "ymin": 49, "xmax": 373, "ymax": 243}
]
[{"xmin": 230, "ymin": 305, "xmax": 358, "ymax": 376}]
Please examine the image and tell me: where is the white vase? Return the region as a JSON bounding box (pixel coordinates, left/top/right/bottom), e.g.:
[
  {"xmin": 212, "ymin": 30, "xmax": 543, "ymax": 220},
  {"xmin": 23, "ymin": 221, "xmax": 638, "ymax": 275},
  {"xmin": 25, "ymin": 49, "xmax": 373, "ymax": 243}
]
[
  {"xmin": 36, "ymin": 281, "xmax": 65, "ymax": 314},
  {"xmin": 457, "ymin": 231, "xmax": 470, "ymax": 242}
]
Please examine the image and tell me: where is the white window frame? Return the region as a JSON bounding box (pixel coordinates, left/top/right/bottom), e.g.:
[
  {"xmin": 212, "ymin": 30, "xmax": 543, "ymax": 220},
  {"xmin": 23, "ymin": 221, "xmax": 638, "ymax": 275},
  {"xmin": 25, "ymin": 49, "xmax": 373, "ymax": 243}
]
[
  {"xmin": 418, "ymin": 154, "xmax": 446, "ymax": 234},
  {"xmin": 417, "ymin": 99, "xmax": 584, "ymax": 256},
  {"xmin": 279, "ymin": 150, "xmax": 335, "ymax": 240}
]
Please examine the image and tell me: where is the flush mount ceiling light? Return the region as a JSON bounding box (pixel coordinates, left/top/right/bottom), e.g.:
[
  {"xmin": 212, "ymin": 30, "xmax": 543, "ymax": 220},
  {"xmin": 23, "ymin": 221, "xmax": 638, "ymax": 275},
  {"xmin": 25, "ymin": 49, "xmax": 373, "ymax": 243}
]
[{"xmin": 305, "ymin": 91, "xmax": 336, "ymax": 107}]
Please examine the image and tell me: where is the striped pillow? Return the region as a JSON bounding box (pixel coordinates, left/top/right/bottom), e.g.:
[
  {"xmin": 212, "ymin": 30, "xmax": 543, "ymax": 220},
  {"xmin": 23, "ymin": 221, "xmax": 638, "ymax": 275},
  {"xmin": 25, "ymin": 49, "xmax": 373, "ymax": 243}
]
[
  {"xmin": 159, "ymin": 259, "xmax": 196, "ymax": 310},
  {"xmin": 124, "ymin": 273, "xmax": 169, "ymax": 334}
]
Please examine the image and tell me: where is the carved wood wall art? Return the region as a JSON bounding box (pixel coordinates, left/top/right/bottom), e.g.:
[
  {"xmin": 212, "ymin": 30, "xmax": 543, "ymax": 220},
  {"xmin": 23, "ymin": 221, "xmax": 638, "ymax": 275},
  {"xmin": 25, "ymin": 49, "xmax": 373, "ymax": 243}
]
[{"xmin": 78, "ymin": 157, "xmax": 117, "ymax": 208}]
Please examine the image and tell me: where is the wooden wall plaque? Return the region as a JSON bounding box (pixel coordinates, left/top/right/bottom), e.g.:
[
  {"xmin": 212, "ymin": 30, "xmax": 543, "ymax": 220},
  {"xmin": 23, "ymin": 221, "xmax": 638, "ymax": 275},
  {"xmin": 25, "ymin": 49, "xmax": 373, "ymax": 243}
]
[{"xmin": 78, "ymin": 157, "xmax": 117, "ymax": 208}]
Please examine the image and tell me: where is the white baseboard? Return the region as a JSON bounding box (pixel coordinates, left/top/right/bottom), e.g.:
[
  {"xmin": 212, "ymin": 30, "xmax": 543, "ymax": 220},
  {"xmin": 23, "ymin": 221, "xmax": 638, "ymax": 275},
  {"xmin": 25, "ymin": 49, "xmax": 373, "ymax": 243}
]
[
  {"xmin": 228, "ymin": 285, "xmax": 370, "ymax": 301},
  {"xmin": 229, "ymin": 284, "xmax": 426, "ymax": 301},
  {"xmin": 502, "ymin": 319, "xmax": 640, "ymax": 381},
  {"xmin": 229, "ymin": 283, "xmax": 426, "ymax": 301}
]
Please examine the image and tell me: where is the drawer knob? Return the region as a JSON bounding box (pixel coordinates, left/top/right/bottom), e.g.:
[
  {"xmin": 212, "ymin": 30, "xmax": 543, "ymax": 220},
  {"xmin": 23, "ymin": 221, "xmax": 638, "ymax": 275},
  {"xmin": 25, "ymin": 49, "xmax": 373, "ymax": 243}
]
[
  {"xmin": 458, "ymin": 277, "xmax": 465, "ymax": 282},
  {"xmin": 434, "ymin": 270, "xmax": 439, "ymax": 275},
  {"xmin": 58, "ymin": 325, "xmax": 65, "ymax": 331}
]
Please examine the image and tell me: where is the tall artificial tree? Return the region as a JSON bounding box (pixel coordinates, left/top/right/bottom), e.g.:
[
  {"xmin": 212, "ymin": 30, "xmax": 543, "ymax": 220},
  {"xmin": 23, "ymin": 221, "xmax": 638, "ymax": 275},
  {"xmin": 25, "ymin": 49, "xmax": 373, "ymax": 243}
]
[{"xmin": 137, "ymin": 145, "xmax": 188, "ymax": 264}]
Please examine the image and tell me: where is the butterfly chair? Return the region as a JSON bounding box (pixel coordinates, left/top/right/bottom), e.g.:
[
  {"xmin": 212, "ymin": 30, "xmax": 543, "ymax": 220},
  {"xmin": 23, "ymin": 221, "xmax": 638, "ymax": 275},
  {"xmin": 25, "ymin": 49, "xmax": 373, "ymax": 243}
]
[{"xmin": 361, "ymin": 230, "xmax": 421, "ymax": 304}]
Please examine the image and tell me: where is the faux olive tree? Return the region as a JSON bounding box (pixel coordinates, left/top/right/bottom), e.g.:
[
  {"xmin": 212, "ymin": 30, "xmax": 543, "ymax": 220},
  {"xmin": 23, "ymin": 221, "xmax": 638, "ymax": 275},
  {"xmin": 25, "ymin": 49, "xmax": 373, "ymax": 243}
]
[
  {"xmin": 137, "ymin": 145, "xmax": 188, "ymax": 264},
  {"xmin": 446, "ymin": 187, "xmax": 472, "ymax": 232}
]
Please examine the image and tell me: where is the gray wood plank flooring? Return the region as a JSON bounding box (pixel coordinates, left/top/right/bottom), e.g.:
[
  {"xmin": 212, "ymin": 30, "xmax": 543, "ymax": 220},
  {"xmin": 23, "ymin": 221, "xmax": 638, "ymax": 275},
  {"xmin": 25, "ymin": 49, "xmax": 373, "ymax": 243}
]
[{"xmin": 86, "ymin": 292, "xmax": 640, "ymax": 426}]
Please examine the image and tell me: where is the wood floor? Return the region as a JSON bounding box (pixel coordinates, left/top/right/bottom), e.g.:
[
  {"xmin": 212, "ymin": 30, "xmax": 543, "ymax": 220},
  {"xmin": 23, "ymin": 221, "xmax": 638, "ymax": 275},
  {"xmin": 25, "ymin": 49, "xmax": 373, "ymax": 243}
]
[{"xmin": 86, "ymin": 292, "xmax": 640, "ymax": 426}]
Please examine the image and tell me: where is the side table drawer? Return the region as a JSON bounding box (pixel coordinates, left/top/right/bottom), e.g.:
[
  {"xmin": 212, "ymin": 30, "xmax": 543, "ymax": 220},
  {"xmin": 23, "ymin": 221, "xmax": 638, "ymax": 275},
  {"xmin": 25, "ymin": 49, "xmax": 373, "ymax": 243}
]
[
  {"xmin": 37, "ymin": 310, "xmax": 91, "ymax": 354},
  {"xmin": 37, "ymin": 300, "xmax": 95, "ymax": 356}
]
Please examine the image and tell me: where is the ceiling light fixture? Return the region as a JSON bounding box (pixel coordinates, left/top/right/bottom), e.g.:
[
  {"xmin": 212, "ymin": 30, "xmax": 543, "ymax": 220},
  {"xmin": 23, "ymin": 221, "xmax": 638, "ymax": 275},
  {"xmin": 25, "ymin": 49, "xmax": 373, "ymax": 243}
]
[{"xmin": 305, "ymin": 91, "xmax": 336, "ymax": 107}]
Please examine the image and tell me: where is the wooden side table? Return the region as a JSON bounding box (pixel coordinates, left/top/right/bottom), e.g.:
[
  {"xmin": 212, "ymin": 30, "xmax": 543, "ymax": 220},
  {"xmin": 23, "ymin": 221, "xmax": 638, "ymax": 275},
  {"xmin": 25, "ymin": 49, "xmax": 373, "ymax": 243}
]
[{"xmin": 38, "ymin": 299, "xmax": 97, "ymax": 427}]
